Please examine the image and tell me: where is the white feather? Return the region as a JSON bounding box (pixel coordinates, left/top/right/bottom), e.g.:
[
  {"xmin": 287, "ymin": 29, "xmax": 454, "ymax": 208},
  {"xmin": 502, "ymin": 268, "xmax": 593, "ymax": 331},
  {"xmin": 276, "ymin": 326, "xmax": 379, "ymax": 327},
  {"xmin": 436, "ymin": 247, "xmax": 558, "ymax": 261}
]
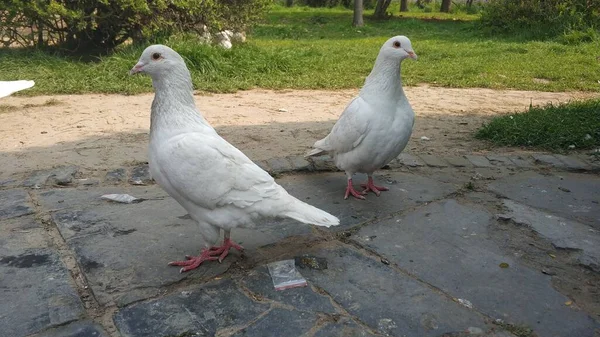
[{"xmin": 0, "ymin": 80, "xmax": 35, "ymax": 98}]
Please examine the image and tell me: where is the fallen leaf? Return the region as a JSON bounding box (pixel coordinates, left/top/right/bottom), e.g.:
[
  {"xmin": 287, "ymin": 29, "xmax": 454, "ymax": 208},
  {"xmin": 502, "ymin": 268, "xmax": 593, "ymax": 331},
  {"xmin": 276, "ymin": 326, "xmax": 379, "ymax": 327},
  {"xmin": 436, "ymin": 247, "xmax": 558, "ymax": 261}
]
[{"xmin": 499, "ymin": 262, "xmax": 509, "ymax": 268}]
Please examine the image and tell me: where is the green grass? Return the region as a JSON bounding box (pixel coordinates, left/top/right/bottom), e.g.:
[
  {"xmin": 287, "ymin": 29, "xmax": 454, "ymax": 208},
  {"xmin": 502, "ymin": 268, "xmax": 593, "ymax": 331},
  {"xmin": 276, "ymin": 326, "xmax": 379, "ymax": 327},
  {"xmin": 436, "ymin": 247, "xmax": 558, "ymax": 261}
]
[
  {"xmin": 475, "ymin": 99, "xmax": 600, "ymax": 151},
  {"xmin": 1, "ymin": 4, "xmax": 599, "ymax": 95}
]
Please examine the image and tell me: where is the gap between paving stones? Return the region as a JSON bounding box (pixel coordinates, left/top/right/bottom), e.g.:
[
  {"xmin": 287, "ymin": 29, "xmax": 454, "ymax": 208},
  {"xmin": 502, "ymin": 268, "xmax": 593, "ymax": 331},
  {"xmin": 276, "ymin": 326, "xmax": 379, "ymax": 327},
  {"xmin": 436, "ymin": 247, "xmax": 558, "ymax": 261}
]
[{"xmin": 26, "ymin": 190, "xmax": 120, "ymax": 337}]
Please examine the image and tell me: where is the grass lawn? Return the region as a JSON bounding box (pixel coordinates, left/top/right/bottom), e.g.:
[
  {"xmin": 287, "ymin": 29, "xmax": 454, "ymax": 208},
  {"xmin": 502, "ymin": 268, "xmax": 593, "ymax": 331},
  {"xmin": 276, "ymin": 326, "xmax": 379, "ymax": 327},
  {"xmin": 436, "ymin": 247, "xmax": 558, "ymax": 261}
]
[
  {"xmin": 476, "ymin": 99, "xmax": 600, "ymax": 151},
  {"xmin": 1, "ymin": 4, "xmax": 599, "ymax": 95}
]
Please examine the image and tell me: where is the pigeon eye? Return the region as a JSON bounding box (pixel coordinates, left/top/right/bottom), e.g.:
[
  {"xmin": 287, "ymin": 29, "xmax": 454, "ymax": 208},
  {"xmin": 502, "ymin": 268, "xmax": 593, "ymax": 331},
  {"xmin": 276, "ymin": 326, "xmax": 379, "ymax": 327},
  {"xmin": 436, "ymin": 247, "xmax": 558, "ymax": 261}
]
[
  {"xmin": 152, "ymin": 52, "xmax": 161, "ymax": 60},
  {"xmin": 393, "ymin": 41, "xmax": 401, "ymax": 48}
]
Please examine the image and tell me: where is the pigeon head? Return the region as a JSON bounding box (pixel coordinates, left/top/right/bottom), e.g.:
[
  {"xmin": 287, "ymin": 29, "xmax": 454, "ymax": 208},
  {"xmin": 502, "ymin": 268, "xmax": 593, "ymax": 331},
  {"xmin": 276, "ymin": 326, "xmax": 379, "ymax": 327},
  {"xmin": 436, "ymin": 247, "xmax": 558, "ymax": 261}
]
[
  {"xmin": 129, "ymin": 44, "xmax": 188, "ymax": 79},
  {"xmin": 379, "ymin": 36, "xmax": 417, "ymax": 61}
]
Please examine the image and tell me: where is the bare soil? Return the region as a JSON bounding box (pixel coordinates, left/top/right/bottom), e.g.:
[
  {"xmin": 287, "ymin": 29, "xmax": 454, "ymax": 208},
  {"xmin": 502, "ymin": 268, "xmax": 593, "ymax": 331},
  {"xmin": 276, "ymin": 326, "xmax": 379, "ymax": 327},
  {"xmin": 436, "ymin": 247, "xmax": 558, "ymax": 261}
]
[{"xmin": 0, "ymin": 86, "xmax": 596, "ymax": 180}]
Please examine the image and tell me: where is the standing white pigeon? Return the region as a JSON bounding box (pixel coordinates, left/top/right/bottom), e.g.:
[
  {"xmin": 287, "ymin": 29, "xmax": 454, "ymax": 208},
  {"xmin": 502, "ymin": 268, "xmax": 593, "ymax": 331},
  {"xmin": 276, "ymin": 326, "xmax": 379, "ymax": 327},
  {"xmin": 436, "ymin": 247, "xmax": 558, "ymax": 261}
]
[
  {"xmin": 130, "ymin": 45, "xmax": 339, "ymax": 272},
  {"xmin": 307, "ymin": 35, "xmax": 417, "ymax": 200},
  {"xmin": 0, "ymin": 80, "xmax": 35, "ymax": 98}
]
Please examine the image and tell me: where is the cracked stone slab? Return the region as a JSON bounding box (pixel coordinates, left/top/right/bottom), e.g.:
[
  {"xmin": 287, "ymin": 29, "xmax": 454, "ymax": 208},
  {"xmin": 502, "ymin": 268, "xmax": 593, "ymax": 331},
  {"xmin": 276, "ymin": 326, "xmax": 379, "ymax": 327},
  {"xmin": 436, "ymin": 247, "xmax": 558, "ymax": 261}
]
[
  {"xmin": 298, "ymin": 246, "xmax": 486, "ymax": 336},
  {"xmin": 465, "ymin": 155, "xmax": 493, "ymax": 167},
  {"xmin": 508, "ymin": 156, "xmax": 533, "ymax": 168},
  {"xmin": 396, "ymin": 153, "xmax": 424, "ymax": 167},
  {"xmin": 499, "ymin": 199, "xmax": 600, "ymax": 272},
  {"xmin": 314, "ymin": 317, "xmax": 377, "ymax": 337},
  {"xmin": 532, "ymin": 154, "xmax": 566, "ymax": 167},
  {"xmin": 105, "ymin": 168, "xmax": 127, "ymax": 184},
  {"xmin": 0, "ymin": 189, "xmax": 34, "ymax": 221},
  {"xmin": 267, "ymin": 157, "xmax": 293, "ymax": 174},
  {"xmin": 22, "ymin": 166, "xmax": 79, "ymax": 188},
  {"xmin": 554, "ymin": 154, "xmax": 592, "ymax": 171},
  {"xmin": 0, "ymin": 216, "xmax": 84, "ymax": 337},
  {"xmin": 37, "ymin": 320, "xmax": 110, "ymax": 337},
  {"xmin": 311, "ymin": 155, "xmax": 337, "ymax": 171},
  {"xmin": 231, "ymin": 308, "xmax": 317, "ymax": 337},
  {"xmin": 288, "ymin": 155, "xmax": 312, "ymax": 171},
  {"xmin": 240, "ymin": 265, "xmax": 336, "ymax": 313},
  {"xmin": 36, "ymin": 185, "xmax": 318, "ymax": 306},
  {"xmin": 486, "ymin": 155, "xmax": 513, "ymax": 166},
  {"xmin": 273, "ymin": 171, "xmax": 457, "ymax": 231},
  {"xmin": 113, "ymin": 279, "xmax": 269, "ymax": 337},
  {"xmin": 129, "ymin": 164, "xmax": 153, "ymax": 185},
  {"xmin": 354, "ymin": 200, "xmax": 599, "ymax": 337},
  {"xmin": 36, "ymin": 186, "xmax": 231, "ymax": 306},
  {"xmin": 488, "ymin": 171, "xmax": 600, "ymax": 229},
  {"xmin": 418, "ymin": 154, "xmax": 448, "ymax": 167},
  {"xmin": 445, "ymin": 156, "xmax": 472, "ymax": 167}
]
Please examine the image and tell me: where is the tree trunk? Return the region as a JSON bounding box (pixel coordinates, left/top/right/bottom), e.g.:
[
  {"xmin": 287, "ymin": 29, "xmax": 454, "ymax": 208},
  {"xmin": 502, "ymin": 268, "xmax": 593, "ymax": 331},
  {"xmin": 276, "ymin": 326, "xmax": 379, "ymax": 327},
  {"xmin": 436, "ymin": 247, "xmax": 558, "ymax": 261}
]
[
  {"xmin": 353, "ymin": 0, "xmax": 364, "ymax": 27},
  {"xmin": 285, "ymin": 0, "xmax": 293, "ymax": 7},
  {"xmin": 440, "ymin": 0, "xmax": 451, "ymax": 12},
  {"xmin": 400, "ymin": 0, "xmax": 409, "ymax": 12},
  {"xmin": 374, "ymin": 0, "xmax": 392, "ymax": 19}
]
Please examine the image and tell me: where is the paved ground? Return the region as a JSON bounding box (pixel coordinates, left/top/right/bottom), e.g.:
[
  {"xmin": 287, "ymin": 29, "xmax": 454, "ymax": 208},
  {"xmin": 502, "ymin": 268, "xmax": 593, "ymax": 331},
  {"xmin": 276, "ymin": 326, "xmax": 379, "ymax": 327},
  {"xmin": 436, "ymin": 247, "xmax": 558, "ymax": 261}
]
[{"xmin": 1, "ymin": 152, "xmax": 599, "ymax": 337}]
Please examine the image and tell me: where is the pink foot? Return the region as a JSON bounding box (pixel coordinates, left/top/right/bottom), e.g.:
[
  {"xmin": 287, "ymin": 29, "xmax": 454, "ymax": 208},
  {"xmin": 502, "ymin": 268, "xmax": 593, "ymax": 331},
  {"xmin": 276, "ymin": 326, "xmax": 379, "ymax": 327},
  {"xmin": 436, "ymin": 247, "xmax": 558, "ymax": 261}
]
[
  {"xmin": 344, "ymin": 179, "xmax": 366, "ymax": 200},
  {"xmin": 168, "ymin": 238, "xmax": 244, "ymax": 273},
  {"xmin": 360, "ymin": 176, "xmax": 389, "ymax": 197}
]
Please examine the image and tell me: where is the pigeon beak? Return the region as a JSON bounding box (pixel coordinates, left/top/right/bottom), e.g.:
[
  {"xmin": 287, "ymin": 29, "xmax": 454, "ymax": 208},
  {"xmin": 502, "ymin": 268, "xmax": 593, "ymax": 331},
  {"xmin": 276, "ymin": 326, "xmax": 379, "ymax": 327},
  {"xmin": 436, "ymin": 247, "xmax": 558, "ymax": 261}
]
[
  {"xmin": 129, "ymin": 62, "xmax": 145, "ymax": 75},
  {"xmin": 407, "ymin": 50, "xmax": 417, "ymax": 60}
]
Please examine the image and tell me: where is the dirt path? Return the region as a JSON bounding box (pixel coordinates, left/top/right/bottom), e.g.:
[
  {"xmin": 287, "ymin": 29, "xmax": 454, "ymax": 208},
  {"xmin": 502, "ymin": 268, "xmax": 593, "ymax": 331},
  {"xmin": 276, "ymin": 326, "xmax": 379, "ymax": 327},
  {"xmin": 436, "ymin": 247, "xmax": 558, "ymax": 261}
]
[{"xmin": 0, "ymin": 86, "xmax": 596, "ymax": 180}]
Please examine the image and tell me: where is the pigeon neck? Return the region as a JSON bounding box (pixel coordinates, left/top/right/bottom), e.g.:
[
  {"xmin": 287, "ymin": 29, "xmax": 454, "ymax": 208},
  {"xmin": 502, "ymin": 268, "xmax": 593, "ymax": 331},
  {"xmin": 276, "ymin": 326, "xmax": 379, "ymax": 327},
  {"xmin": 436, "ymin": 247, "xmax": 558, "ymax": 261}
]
[
  {"xmin": 359, "ymin": 57, "xmax": 404, "ymax": 102},
  {"xmin": 149, "ymin": 73, "xmax": 210, "ymax": 137}
]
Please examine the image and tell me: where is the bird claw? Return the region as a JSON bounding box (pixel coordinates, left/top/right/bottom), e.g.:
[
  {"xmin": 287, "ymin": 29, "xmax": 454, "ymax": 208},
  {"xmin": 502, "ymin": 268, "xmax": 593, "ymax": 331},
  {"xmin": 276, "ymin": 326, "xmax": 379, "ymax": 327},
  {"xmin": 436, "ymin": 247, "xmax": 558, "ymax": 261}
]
[
  {"xmin": 344, "ymin": 182, "xmax": 366, "ymax": 200},
  {"xmin": 170, "ymin": 238, "xmax": 244, "ymax": 272},
  {"xmin": 360, "ymin": 177, "xmax": 389, "ymax": 197}
]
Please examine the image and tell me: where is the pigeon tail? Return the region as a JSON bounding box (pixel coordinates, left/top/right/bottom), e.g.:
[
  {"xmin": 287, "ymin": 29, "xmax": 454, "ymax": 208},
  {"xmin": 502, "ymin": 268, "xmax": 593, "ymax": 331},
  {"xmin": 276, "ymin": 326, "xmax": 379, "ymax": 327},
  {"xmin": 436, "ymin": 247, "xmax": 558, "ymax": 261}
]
[
  {"xmin": 305, "ymin": 147, "xmax": 325, "ymax": 157},
  {"xmin": 283, "ymin": 199, "xmax": 340, "ymax": 228}
]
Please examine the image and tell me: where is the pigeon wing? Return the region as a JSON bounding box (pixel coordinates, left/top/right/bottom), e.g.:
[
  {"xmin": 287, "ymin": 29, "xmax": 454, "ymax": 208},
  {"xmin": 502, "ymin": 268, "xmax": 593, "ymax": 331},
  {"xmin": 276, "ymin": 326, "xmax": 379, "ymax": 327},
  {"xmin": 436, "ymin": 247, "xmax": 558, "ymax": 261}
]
[
  {"xmin": 154, "ymin": 132, "xmax": 282, "ymax": 211},
  {"xmin": 314, "ymin": 96, "xmax": 371, "ymax": 154}
]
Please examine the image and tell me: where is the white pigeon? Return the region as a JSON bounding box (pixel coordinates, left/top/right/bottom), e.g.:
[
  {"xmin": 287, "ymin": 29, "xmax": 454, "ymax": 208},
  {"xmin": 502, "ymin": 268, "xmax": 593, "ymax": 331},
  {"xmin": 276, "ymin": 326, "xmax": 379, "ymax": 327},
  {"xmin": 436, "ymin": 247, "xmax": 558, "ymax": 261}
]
[
  {"xmin": 130, "ymin": 45, "xmax": 339, "ymax": 272},
  {"xmin": 0, "ymin": 80, "xmax": 35, "ymax": 98},
  {"xmin": 307, "ymin": 35, "xmax": 417, "ymax": 200}
]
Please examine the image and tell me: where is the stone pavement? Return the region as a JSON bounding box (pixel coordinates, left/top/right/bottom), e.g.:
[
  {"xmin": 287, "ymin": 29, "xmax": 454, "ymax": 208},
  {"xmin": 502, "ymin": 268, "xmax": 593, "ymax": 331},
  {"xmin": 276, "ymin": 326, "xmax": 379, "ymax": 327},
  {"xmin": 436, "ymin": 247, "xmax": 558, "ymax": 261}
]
[{"xmin": 0, "ymin": 152, "xmax": 599, "ymax": 337}]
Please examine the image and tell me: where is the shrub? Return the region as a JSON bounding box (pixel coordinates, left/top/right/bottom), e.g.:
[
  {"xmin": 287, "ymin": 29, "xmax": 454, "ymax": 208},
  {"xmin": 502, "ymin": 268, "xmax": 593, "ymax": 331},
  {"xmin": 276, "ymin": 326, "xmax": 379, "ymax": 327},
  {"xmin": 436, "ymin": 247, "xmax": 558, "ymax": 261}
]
[
  {"xmin": 0, "ymin": 0, "xmax": 270, "ymax": 53},
  {"xmin": 479, "ymin": 0, "xmax": 600, "ymax": 39}
]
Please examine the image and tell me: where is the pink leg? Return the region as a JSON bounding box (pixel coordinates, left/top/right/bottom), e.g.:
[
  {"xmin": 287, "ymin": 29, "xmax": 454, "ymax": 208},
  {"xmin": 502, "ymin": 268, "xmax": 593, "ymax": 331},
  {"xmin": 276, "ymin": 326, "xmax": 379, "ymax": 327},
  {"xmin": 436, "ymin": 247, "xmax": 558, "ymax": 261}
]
[
  {"xmin": 169, "ymin": 237, "xmax": 244, "ymax": 273},
  {"xmin": 344, "ymin": 178, "xmax": 366, "ymax": 200},
  {"xmin": 360, "ymin": 176, "xmax": 389, "ymax": 197}
]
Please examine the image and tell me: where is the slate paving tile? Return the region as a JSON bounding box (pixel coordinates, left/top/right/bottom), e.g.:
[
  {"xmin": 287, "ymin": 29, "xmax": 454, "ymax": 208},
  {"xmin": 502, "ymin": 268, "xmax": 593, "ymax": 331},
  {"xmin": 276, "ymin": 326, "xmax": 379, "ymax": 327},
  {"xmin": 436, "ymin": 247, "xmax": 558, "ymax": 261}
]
[
  {"xmin": 488, "ymin": 171, "xmax": 600, "ymax": 229},
  {"xmin": 37, "ymin": 320, "xmax": 110, "ymax": 337},
  {"xmin": 313, "ymin": 317, "xmax": 377, "ymax": 337},
  {"xmin": 230, "ymin": 308, "xmax": 317, "ymax": 337},
  {"xmin": 499, "ymin": 199, "xmax": 600, "ymax": 272},
  {"xmin": 239, "ymin": 266, "xmax": 336, "ymax": 314},
  {"xmin": 0, "ymin": 189, "xmax": 34, "ymax": 221},
  {"xmin": 113, "ymin": 279, "xmax": 269, "ymax": 337},
  {"xmin": 354, "ymin": 200, "xmax": 599, "ymax": 337},
  {"xmin": 0, "ymin": 216, "xmax": 84, "ymax": 337},
  {"xmin": 298, "ymin": 246, "xmax": 487, "ymax": 336}
]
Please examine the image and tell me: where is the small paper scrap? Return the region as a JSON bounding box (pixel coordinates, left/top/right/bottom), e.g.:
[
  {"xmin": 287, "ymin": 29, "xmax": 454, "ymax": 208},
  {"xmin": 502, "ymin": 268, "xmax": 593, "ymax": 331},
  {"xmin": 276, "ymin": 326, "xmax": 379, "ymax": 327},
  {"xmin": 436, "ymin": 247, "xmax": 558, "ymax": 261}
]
[
  {"xmin": 267, "ymin": 259, "xmax": 307, "ymax": 291},
  {"xmin": 100, "ymin": 194, "xmax": 141, "ymax": 204}
]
